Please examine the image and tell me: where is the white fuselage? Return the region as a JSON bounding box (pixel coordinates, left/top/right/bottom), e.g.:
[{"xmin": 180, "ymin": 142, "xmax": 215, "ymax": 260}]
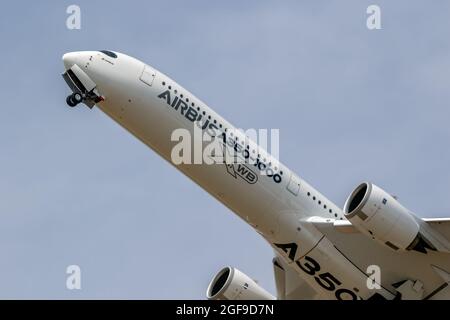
[{"xmin": 62, "ymin": 51, "xmax": 449, "ymax": 300}]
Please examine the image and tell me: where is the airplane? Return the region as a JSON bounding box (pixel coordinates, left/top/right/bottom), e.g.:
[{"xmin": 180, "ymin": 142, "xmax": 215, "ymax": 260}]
[{"xmin": 62, "ymin": 50, "xmax": 450, "ymax": 300}]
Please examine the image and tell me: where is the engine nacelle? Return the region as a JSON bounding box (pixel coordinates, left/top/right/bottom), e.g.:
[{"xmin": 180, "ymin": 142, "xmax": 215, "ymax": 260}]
[
  {"xmin": 343, "ymin": 182, "xmax": 422, "ymax": 251},
  {"xmin": 206, "ymin": 267, "xmax": 275, "ymax": 300}
]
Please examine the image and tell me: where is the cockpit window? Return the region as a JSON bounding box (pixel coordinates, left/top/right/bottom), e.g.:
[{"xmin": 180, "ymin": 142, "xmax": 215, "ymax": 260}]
[{"xmin": 100, "ymin": 50, "xmax": 117, "ymax": 59}]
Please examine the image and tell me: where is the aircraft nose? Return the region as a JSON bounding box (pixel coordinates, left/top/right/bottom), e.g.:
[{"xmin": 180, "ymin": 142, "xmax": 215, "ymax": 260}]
[{"xmin": 62, "ymin": 52, "xmax": 82, "ymax": 69}]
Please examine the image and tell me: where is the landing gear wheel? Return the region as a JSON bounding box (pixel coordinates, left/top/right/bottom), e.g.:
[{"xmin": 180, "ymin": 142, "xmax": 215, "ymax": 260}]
[
  {"xmin": 72, "ymin": 93, "xmax": 83, "ymax": 104},
  {"xmin": 66, "ymin": 95, "xmax": 77, "ymax": 107},
  {"xmin": 66, "ymin": 93, "xmax": 83, "ymax": 107}
]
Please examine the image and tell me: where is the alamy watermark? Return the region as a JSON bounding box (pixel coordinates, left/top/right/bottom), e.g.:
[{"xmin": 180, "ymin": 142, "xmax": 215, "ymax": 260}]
[
  {"xmin": 366, "ymin": 265, "xmax": 381, "ymax": 290},
  {"xmin": 66, "ymin": 265, "xmax": 82, "ymax": 290},
  {"xmin": 366, "ymin": 5, "xmax": 381, "ymax": 30},
  {"xmin": 170, "ymin": 125, "xmax": 282, "ymax": 178},
  {"xmin": 66, "ymin": 5, "xmax": 81, "ymax": 30}
]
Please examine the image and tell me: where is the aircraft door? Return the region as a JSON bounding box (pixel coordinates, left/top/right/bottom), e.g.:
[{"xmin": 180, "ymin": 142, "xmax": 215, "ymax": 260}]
[
  {"xmin": 287, "ymin": 174, "xmax": 301, "ymax": 196},
  {"xmin": 140, "ymin": 65, "xmax": 156, "ymax": 86}
]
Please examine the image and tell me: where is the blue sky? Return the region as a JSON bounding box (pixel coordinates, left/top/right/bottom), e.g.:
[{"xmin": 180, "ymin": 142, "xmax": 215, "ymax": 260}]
[{"xmin": 0, "ymin": 1, "xmax": 449, "ymax": 298}]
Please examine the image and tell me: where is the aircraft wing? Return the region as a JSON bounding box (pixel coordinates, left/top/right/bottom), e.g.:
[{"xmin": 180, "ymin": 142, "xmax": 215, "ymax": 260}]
[
  {"xmin": 310, "ymin": 217, "xmax": 450, "ymax": 299},
  {"xmin": 423, "ymin": 218, "xmax": 450, "ymax": 242},
  {"xmin": 329, "ymin": 217, "xmax": 450, "ymax": 244},
  {"xmin": 272, "ymin": 255, "xmax": 324, "ymax": 299}
]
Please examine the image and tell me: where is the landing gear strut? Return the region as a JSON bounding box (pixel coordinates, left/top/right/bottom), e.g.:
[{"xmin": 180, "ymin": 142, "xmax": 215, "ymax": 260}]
[{"xmin": 66, "ymin": 92, "xmax": 83, "ymax": 107}]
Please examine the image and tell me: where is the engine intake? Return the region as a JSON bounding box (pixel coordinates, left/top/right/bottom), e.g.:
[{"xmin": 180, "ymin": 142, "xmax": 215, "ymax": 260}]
[
  {"xmin": 206, "ymin": 267, "xmax": 275, "ymax": 300},
  {"xmin": 344, "ymin": 182, "xmax": 425, "ymax": 251}
]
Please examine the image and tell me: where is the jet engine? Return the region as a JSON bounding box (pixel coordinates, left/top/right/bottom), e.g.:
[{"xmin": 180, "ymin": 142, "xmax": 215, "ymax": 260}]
[
  {"xmin": 343, "ymin": 182, "xmax": 435, "ymax": 252},
  {"xmin": 206, "ymin": 267, "xmax": 275, "ymax": 300}
]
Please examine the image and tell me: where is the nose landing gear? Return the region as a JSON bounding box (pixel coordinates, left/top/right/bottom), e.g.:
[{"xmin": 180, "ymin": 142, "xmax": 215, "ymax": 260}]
[{"xmin": 66, "ymin": 92, "xmax": 83, "ymax": 107}]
